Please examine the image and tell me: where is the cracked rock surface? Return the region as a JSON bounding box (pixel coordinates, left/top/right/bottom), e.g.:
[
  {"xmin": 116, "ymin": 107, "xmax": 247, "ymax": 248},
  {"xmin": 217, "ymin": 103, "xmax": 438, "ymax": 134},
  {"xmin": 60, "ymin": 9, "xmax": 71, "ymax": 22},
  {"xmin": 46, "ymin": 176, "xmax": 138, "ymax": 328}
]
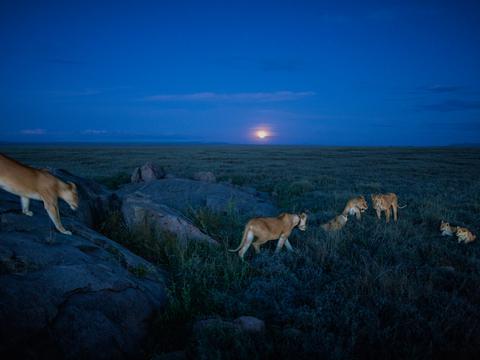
[{"xmin": 0, "ymin": 184, "xmax": 166, "ymax": 359}]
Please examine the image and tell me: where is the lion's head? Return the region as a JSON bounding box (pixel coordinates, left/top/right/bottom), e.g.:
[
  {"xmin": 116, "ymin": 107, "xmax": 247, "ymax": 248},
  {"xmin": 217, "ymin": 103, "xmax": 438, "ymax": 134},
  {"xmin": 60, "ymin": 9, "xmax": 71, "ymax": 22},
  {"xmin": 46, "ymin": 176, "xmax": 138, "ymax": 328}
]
[
  {"xmin": 297, "ymin": 212, "xmax": 308, "ymax": 231},
  {"xmin": 62, "ymin": 181, "xmax": 79, "ymax": 210},
  {"xmin": 357, "ymin": 196, "xmax": 368, "ymax": 212},
  {"xmin": 440, "ymin": 220, "xmax": 459, "ymax": 237}
]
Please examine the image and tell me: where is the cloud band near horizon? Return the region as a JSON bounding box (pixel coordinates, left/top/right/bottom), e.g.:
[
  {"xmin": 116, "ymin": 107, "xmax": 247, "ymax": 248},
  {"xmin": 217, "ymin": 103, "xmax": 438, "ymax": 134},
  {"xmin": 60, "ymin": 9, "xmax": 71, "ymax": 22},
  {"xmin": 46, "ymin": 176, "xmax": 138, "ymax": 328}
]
[{"xmin": 145, "ymin": 91, "xmax": 315, "ymax": 102}]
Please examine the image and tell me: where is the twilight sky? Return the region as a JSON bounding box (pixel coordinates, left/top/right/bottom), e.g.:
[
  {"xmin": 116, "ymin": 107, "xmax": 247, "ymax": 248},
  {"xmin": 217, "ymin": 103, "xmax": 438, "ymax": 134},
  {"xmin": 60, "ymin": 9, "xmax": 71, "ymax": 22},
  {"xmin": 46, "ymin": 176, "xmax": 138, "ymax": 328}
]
[{"xmin": 0, "ymin": 0, "xmax": 479, "ymax": 145}]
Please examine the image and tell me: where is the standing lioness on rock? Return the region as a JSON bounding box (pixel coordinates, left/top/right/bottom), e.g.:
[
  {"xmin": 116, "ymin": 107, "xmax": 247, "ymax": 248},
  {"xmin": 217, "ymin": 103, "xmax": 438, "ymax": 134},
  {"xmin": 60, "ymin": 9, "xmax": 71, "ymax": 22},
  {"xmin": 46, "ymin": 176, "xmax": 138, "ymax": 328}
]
[
  {"xmin": 0, "ymin": 153, "xmax": 79, "ymax": 235},
  {"xmin": 229, "ymin": 212, "xmax": 308, "ymax": 259}
]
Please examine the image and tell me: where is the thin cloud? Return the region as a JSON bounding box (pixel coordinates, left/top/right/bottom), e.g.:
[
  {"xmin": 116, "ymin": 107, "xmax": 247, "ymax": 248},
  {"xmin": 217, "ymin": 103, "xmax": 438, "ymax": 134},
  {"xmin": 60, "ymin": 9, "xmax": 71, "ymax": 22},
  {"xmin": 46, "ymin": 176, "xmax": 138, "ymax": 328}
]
[
  {"xmin": 20, "ymin": 128, "xmax": 46, "ymax": 135},
  {"xmin": 145, "ymin": 91, "xmax": 315, "ymax": 102},
  {"xmin": 419, "ymin": 99, "xmax": 480, "ymax": 112},
  {"xmin": 82, "ymin": 129, "xmax": 108, "ymax": 135},
  {"xmin": 48, "ymin": 89, "xmax": 102, "ymax": 97},
  {"xmin": 422, "ymin": 85, "xmax": 464, "ymax": 93}
]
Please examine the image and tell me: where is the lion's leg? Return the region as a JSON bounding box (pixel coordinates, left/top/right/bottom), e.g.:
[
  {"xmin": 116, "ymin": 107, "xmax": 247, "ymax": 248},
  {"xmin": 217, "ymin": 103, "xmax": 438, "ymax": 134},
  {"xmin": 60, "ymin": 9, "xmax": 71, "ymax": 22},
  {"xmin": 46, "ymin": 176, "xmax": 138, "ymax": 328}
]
[
  {"xmin": 392, "ymin": 205, "xmax": 398, "ymax": 222},
  {"xmin": 354, "ymin": 208, "xmax": 361, "ymax": 220},
  {"xmin": 43, "ymin": 197, "xmax": 72, "ymax": 235},
  {"xmin": 275, "ymin": 235, "xmax": 287, "ymax": 253},
  {"xmin": 238, "ymin": 231, "xmax": 254, "ymax": 258},
  {"xmin": 21, "ymin": 197, "xmax": 33, "ymax": 216},
  {"xmin": 252, "ymin": 242, "xmax": 261, "ymax": 254},
  {"xmin": 376, "ymin": 209, "xmax": 381, "ymax": 220},
  {"xmin": 385, "ymin": 208, "xmax": 391, "ymax": 223},
  {"xmin": 285, "ymin": 239, "xmax": 294, "ymax": 252}
]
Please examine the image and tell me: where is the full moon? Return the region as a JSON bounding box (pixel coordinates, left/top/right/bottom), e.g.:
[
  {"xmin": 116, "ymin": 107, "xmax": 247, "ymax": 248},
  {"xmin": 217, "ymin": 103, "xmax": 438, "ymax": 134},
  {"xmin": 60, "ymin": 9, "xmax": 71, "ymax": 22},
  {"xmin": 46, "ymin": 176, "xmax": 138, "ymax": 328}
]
[{"xmin": 256, "ymin": 130, "xmax": 268, "ymax": 139}]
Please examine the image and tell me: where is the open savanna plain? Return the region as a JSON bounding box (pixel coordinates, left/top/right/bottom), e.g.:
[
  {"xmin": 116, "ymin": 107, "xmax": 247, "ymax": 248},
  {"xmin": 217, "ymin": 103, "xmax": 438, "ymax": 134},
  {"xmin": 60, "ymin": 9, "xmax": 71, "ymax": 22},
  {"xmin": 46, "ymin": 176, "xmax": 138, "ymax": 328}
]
[{"xmin": 1, "ymin": 145, "xmax": 480, "ymax": 359}]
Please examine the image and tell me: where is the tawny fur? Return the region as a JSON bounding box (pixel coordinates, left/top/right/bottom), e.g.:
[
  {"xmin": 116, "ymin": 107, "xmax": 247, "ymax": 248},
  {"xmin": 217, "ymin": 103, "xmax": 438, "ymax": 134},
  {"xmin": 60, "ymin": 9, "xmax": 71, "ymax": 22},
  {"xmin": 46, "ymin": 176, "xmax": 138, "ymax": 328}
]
[
  {"xmin": 440, "ymin": 220, "xmax": 457, "ymax": 236},
  {"xmin": 371, "ymin": 193, "xmax": 406, "ymax": 223},
  {"xmin": 229, "ymin": 213, "xmax": 308, "ymax": 259},
  {"xmin": 342, "ymin": 195, "xmax": 368, "ymax": 220},
  {"xmin": 321, "ymin": 214, "xmax": 348, "ymax": 231},
  {"xmin": 0, "ymin": 153, "xmax": 79, "ymax": 235},
  {"xmin": 456, "ymin": 227, "xmax": 476, "ymax": 244}
]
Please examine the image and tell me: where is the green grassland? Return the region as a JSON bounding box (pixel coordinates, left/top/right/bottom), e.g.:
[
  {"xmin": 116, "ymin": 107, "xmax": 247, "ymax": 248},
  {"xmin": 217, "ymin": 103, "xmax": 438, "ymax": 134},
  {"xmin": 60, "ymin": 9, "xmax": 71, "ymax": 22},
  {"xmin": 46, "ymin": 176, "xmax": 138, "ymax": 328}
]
[{"xmin": 1, "ymin": 145, "xmax": 480, "ymax": 359}]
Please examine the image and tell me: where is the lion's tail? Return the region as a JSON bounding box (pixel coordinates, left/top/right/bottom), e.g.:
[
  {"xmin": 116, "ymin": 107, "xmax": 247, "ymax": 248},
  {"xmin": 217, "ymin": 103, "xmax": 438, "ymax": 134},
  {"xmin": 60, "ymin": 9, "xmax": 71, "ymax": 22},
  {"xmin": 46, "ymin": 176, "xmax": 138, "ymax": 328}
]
[{"xmin": 229, "ymin": 223, "xmax": 251, "ymax": 253}]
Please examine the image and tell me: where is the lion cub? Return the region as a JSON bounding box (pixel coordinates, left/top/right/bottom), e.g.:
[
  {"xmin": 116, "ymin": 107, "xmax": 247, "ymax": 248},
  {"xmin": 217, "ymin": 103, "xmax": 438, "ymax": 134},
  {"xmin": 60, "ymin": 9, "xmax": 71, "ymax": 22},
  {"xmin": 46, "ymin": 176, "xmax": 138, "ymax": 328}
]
[
  {"xmin": 371, "ymin": 193, "xmax": 406, "ymax": 223},
  {"xmin": 440, "ymin": 221, "xmax": 476, "ymax": 244},
  {"xmin": 342, "ymin": 195, "xmax": 368, "ymax": 220},
  {"xmin": 0, "ymin": 153, "xmax": 79, "ymax": 235},
  {"xmin": 440, "ymin": 220, "xmax": 457, "ymax": 236},
  {"xmin": 456, "ymin": 227, "xmax": 476, "ymax": 244},
  {"xmin": 321, "ymin": 214, "xmax": 348, "ymax": 231},
  {"xmin": 229, "ymin": 212, "xmax": 308, "ymax": 259}
]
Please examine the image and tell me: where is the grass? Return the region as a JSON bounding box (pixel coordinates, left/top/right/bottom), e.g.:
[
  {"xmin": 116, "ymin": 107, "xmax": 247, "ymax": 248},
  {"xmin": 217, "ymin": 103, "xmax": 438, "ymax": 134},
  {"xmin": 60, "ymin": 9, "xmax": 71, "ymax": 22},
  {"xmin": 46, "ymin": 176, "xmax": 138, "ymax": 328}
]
[{"xmin": 2, "ymin": 145, "xmax": 480, "ymax": 359}]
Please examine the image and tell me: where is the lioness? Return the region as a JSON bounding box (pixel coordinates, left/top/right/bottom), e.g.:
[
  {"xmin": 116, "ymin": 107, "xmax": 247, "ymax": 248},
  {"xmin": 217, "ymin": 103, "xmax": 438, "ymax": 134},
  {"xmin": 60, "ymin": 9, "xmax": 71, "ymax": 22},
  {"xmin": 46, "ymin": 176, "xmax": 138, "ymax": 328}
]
[
  {"xmin": 456, "ymin": 227, "xmax": 476, "ymax": 244},
  {"xmin": 440, "ymin": 220, "xmax": 457, "ymax": 236},
  {"xmin": 321, "ymin": 214, "xmax": 348, "ymax": 231},
  {"xmin": 342, "ymin": 196, "xmax": 368, "ymax": 220},
  {"xmin": 0, "ymin": 153, "xmax": 79, "ymax": 235},
  {"xmin": 229, "ymin": 212, "xmax": 308, "ymax": 259},
  {"xmin": 371, "ymin": 193, "xmax": 406, "ymax": 223}
]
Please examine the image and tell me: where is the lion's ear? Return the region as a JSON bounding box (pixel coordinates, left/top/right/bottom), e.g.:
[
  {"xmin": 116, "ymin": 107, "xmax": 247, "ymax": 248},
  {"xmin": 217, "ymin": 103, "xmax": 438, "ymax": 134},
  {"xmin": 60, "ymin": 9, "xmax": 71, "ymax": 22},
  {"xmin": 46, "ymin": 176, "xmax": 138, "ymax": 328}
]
[{"xmin": 68, "ymin": 181, "xmax": 77, "ymax": 190}]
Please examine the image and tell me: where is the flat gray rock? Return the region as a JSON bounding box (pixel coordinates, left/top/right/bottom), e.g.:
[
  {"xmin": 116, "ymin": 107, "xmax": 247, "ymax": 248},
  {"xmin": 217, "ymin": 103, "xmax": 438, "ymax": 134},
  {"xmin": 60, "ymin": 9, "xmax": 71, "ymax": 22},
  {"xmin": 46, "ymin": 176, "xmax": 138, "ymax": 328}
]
[{"xmin": 119, "ymin": 178, "xmax": 277, "ymax": 219}]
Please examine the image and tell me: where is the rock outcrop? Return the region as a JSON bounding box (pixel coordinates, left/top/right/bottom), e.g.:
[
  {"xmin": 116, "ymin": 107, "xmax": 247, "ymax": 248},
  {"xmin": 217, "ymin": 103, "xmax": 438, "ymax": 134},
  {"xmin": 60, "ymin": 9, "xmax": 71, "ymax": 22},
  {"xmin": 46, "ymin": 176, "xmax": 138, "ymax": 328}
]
[
  {"xmin": 118, "ymin": 178, "xmax": 277, "ymax": 245},
  {"xmin": 0, "ymin": 165, "xmax": 279, "ymax": 358},
  {"xmin": 0, "ymin": 185, "xmax": 166, "ymax": 359},
  {"xmin": 119, "ymin": 178, "xmax": 277, "ymax": 219},
  {"xmin": 131, "ymin": 162, "xmax": 166, "ymax": 183},
  {"xmin": 121, "ymin": 192, "xmax": 217, "ymax": 245}
]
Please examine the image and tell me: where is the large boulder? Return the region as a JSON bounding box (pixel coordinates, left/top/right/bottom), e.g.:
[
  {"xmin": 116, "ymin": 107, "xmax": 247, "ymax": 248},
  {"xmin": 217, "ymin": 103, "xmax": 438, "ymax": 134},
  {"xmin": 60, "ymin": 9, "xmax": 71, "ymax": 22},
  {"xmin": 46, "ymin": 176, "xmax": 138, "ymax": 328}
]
[
  {"xmin": 121, "ymin": 192, "xmax": 217, "ymax": 245},
  {"xmin": 118, "ymin": 178, "xmax": 277, "ymax": 219},
  {"xmin": 0, "ymin": 190, "xmax": 166, "ymax": 359},
  {"xmin": 131, "ymin": 162, "xmax": 166, "ymax": 183}
]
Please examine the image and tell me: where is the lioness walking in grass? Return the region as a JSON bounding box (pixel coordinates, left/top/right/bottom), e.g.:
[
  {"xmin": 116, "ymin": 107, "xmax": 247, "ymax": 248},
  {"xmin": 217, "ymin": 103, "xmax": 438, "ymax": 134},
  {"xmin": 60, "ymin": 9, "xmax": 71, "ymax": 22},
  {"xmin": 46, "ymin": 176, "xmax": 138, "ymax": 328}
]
[{"xmin": 229, "ymin": 212, "xmax": 308, "ymax": 259}]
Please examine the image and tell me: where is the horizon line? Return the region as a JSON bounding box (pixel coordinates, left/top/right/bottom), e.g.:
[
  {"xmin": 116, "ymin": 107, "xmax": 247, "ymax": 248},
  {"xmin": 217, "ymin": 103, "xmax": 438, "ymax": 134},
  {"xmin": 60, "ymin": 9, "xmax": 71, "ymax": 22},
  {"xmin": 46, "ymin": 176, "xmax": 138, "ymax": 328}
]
[{"xmin": 1, "ymin": 141, "xmax": 479, "ymax": 148}]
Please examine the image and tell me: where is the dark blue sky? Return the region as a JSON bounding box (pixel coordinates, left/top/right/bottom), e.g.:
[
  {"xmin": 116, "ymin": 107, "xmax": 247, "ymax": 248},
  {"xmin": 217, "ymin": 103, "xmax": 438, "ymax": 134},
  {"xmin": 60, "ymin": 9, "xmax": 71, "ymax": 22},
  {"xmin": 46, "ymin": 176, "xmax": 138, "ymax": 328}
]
[{"xmin": 1, "ymin": 0, "xmax": 479, "ymax": 145}]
